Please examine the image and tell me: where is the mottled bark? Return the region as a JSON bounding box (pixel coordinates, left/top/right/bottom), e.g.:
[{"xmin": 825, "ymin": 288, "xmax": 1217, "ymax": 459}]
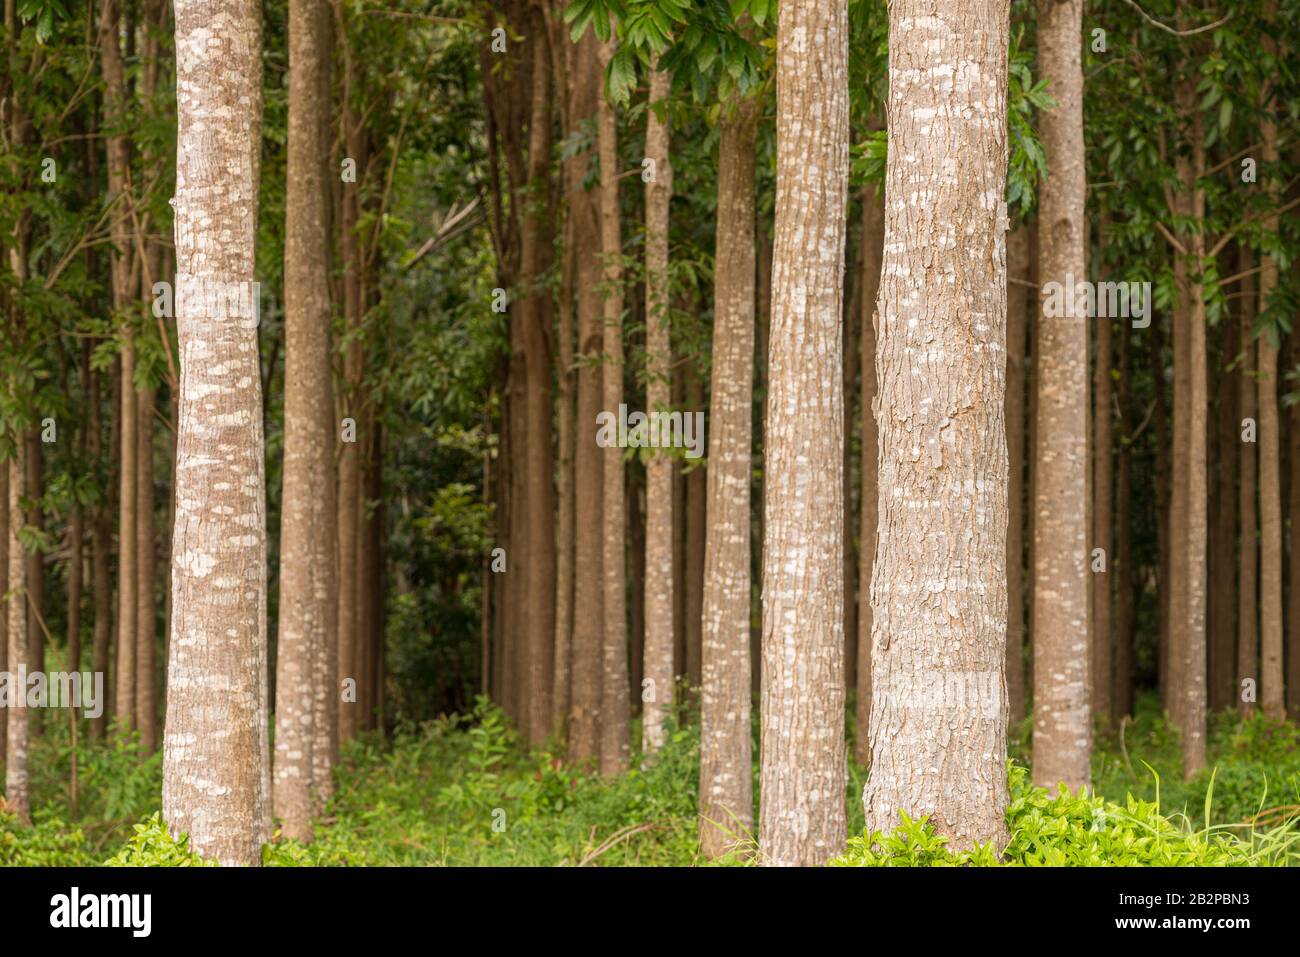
[
  {"xmin": 5, "ymin": 452, "xmax": 28, "ymax": 822},
  {"xmin": 760, "ymin": 0, "xmax": 849, "ymax": 867},
  {"xmin": 863, "ymin": 0, "xmax": 1010, "ymax": 850},
  {"xmin": 642, "ymin": 63, "xmax": 675, "ymax": 755},
  {"xmin": 163, "ymin": 0, "xmax": 268, "ymax": 866},
  {"xmin": 699, "ymin": 93, "xmax": 756, "ymax": 857},
  {"xmin": 275, "ymin": 0, "xmax": 335, "ymax": 841},
  {"xmin": 1032, "ymin": 0, "xmax": 1090, "ymax": 791},
  {"xmin": 597, "ymin": 37, "xmax": 629, "ymax": 775}
]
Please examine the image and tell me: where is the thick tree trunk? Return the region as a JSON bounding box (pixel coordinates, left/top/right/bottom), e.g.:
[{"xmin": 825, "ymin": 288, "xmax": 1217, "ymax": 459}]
[
  {"xmin": 642, "ymin": 62, "xmax": 675, "ymax": 755},
  {"xmin": 699, "ymin": 93, "xmax": 757, "ymax": 857},
  {"xmin": 863, "ymin": 0, "xmax": 1010, "ymax": 850},
  {"xmin": 163, "ymin": 0, "xmax": 268, "ymax": 866},
  {"xmin": 1032, "ymin": 0, "xmax": 1090, "ymax": 791},
  {"xmin": 760, "ymin": 0, "xmax": 849, "ymax": 867},
  {"xmin": 597, "ymin": 37, "xmax": 629, "ymax": 775}
]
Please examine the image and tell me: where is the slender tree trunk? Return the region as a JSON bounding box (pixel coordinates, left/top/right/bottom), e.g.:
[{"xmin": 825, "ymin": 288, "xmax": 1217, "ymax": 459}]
[
  {"xmin": 684, "ymin": 366, "xmax": 705, "ymax": 694},
  {"xmin": 163, "ymin": 0, "xmax": 268, "ymax": 866},
  {"xmin": 23, "ymin": 432, "xmax": 44, "ymax": 689},
  {"xmin": 699, "ymin": 92, "xmax": 757, "ymax": 857},
  {"xmin": 89, "ymin": 370, "xmax": 112, "ymax": 740},
  {"xmin": 1005, "ymin": 224, "xmax": 1030, "ymax": 727},
  {"xmin": 5, "ymin": 451, "xmax": 28, "ymax": 822},
  {"xmin": 274, "ymin": 0, "xmax": 335, "ymax": 840},
  {"xmin": 642, "ymin": 62, "xmax": 675, "ymax": 755},
  {"xmin": 1032, "ymin": 0, "xmax": 1090, "ymax": 791},
  {"xmin": 521, "ymin": 13, "xmax": 556, "ymax": 745},
  {"xmin": 135, "ymin": 386, "xmax": 157, "ymax": 751},
  {"xmin": 597, "ymin": 36, "xmax": 629, "ymax": 775},
  {"xmin": 1289, "ymin": 324, "xmax": 1300, "ymax": 717},
  {"xmin": 1114, "ymin": 318, "xmax": 1135, "ymax": 722},
  {"xmin": 1238, "ymin": 248, "xmax": 1258, "ymax": 716},
  {"xmin": 115, "ymin": 350, "xmax": 138, "ymax": 734},
  {"xmin": 1209, "ymin": 304, "xmax": 1237, "ymax": 712},
  {"xmin": 855, "ymin": 182, "xmax": 884, "ymax": 765},
  {"xmin": 0, "ymin": 456, "xmax": 6, "ymax": 767},
  {"xmin": 1092, "ymin": 242, "xmax": 1113, "ymax": 728},
  {"xmin": 863, "ymin": 0, "xmax": 1010, "ymax": 850},
  {"xmin": 760, "ymin": 0, "xmax": 849, "ymax": 867},
  {"xmin": 566, "ymin": 28, "xmax": 603, "ymax": 764},
  {"xmin": 1256, "ymin": 38, "xmax": 1285, "ymax": 719},
  {"xmin": 553, "ymin": 205, "xmax": 576, "ymax": 737}
]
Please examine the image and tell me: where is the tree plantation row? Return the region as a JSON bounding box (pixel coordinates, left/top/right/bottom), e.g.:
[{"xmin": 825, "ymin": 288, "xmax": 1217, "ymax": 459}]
[{"xmin": 0, "ymin": 0, "xmax": 1298, "ymax": 869}]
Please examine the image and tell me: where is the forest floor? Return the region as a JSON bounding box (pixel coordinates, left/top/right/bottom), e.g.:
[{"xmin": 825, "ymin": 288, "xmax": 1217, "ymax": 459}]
[{"xmin": 2, "ymin": 692, "xmax": 1297, "ymax": 866}]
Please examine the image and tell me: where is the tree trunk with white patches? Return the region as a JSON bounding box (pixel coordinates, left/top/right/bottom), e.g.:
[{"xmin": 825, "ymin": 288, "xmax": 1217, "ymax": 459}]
[
  {"xmin": 759, "ymin": 0, "xmax": 849, "ymax": 867},
  {"xmin": 275, "ymin": 0, "xmax": 335, "ymax": 840},
  {"xmin": 642, "ymin": 62, "xmax": 675, "ymax": 757},
  {"xmin": 1031, "ymin": 0, "xmax": 1090, "ymax": 792},
  {"xmin": 699, "ymin": 92, "xmax": 756, "ymax": 857},
  {"xmin": 163, "ymin": 0, "xmax": 268, "ymax": 866},
  {"xmin": 4, "ymin": 452, "xmax": 26, "ymax": 822},
  {"xmin": 862, "ymin": 0, "xmax": 1011, "ymax": 851},
  {"xmin": 598, "ymin": 37, "xmax": 629, "ymax": 776}
]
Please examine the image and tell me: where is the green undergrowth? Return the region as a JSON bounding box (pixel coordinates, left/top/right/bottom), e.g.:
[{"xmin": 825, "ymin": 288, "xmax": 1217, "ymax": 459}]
[{"xmin": 1, "ymin": 693, "xmax": 1296, "ymax": 866}]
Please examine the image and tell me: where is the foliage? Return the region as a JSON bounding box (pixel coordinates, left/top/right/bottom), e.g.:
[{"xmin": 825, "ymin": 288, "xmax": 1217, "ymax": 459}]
[{"xmin": 104, "ymin": 814, "xmax": 215, "ymax": 867}]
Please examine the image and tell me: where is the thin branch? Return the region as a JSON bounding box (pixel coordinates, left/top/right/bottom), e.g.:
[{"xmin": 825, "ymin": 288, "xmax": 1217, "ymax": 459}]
[{"xmin": 1121, "ymin": 0, "xmax": 1232, "ymax": 37}]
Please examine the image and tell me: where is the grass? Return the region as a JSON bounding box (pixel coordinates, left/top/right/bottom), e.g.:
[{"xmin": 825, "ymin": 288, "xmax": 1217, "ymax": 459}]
[{"xmin": 1, "ymin": 692, "xmax": 1296, "ymax": 866}]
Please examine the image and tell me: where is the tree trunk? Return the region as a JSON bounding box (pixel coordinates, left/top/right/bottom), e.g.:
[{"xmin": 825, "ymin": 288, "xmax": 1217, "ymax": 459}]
[
  {"xmin": 1005, "ymin": 224, "xmax": 1030, "ymax": 727},
  {"xmin": 1031, "ymin": 0, "xmax": 1090, "ymax": 791},
  {"xmin": 1209, "ymin": 302, "xmax": 1237, "ymax": 712},
  {"xmin": 699, "ymin": 92, "xmax": 757, "ymax": 857},
  {"xmin": 5, "ymin": 451, "xmax": 28, "ymax": 822},
  {"xmin": 521, "ymin": 13, "xmax": 557, "ymax": 745},
  {"xmin": 597, "ymin": 37, "xmax": 629, "ymax": 775},
  {"xmin": 760, "ymin": 0, "xmax": 849, "ymax": 867},
  {"xmin": 642, "ymin": 62, "xmax": 675, "ymax": 755},
  {"xmin": 855, "ymin": 182, "xmax": 884, "ymax": 765},
  {"xmin": 863, "ymin": 0, "xmax": 1010, "ymax": 850},
  {"xmin": 274, "ymin": 0, "xmax": 335, "ymax": 840},
  {"xmin": 1092, "ymin": 237, "xmax": 1113, "ymax": 728},
  {"xmin": 685, "ymin": 365, "xmax": 706, "ymax": 695},
  {"xmin": 1113, "ymin": 318, "xmax": 1135, "ymax": 722},
  {"xmin": 163, "ymin": 0, "xmax": 268, "ymax": 866},
  {"xmin": 135, "ymin": 386, "xmax": 157, "ymax": 752},
  {"xmin": 1238, "ymin": 247, "xmax": 1258, "ymax": 716},
  {"xmin": 566, "ymin": 28, "xmax": 604, "ymax": 764}
]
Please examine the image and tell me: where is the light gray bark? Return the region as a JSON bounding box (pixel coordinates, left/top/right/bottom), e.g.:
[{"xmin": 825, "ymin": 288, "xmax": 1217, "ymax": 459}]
[
  {"xmin": 862, "ymin": 0, "xmax": 1011, "ymax": 852},
  {"xmin": 163, "ymin": 0, "xmax": 269, "ymax": 866},
  {"xmin": 759, "ymin": 0, "xmax": 849, "ymax": 867}
]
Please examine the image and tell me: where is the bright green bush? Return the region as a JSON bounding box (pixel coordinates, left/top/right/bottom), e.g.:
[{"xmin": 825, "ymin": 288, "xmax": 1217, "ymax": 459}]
[
  {"xmin": 104, "ymin": 813, "xmax": 215, "ymax": 867},
  {"xmin": 831, "ymin": 763, "xmax": 1300, "ymax": 867}
]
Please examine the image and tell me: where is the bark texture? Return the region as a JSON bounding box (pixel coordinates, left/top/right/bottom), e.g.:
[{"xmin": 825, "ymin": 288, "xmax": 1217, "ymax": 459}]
[
  {"xmin": 163, "ymin": 0, "xmax": 269, "ymax": 866},
  {"xmin": 1032, "ymin": 0, "xmax": 1090, "ymax": 791},
  {"xmin": 862, "ymin": 0, "xmax": 1011, "ymax": 851},
  {"xmin": 699, "ymin": 93, "xmax": 756, "ymax": 857},
  {"xmin": 759, "ymin": 0, "xmax": 849, "ymax": 867}
]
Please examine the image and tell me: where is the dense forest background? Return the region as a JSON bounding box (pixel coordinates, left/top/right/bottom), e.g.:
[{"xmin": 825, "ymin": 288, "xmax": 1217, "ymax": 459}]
[{"xmin": 1, "ymin": 0, "xmax": 1299, "ymax": 867}]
